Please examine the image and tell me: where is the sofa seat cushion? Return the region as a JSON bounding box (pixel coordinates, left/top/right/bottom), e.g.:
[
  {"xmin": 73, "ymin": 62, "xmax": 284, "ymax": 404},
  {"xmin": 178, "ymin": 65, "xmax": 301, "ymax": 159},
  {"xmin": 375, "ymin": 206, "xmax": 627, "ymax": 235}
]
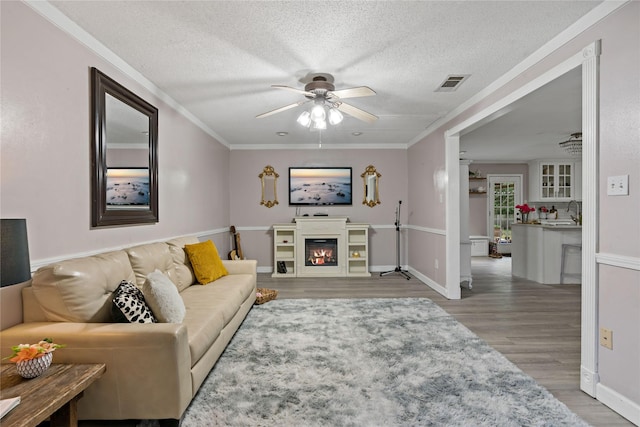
[
  {"xmin": 180, "ymin": 273, "xmax": 255, "ymax": 365},
  {"xmin": 31, "ymin": 250, "xmax": 136, "ymax": 322}
]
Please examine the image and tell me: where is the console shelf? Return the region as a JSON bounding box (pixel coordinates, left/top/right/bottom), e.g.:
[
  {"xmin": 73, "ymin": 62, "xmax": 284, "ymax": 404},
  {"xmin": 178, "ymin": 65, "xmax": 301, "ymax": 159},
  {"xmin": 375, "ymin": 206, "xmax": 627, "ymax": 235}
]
[{"xmin": 272, "ymin": 217, "xmax": 369, "ymax": 278}]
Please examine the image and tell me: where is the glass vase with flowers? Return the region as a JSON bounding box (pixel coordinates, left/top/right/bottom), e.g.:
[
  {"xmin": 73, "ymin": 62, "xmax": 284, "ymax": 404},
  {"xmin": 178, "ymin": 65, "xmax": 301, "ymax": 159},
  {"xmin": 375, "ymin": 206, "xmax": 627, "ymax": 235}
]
[
  {"xmin": 516, "ymin": 204, "xmax": 535, "ymax": 223},
  {"xmin": 539, "ymin": 206, "xmax": 548, "ymax": 219}
]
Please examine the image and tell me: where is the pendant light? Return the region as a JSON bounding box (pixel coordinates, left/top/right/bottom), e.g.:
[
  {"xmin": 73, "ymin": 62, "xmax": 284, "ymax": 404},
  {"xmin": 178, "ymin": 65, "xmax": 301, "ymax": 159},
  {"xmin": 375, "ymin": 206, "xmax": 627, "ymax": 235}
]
[{"xmin": 559, "ymin": 132, "xmax": 582, "ymax": 156}]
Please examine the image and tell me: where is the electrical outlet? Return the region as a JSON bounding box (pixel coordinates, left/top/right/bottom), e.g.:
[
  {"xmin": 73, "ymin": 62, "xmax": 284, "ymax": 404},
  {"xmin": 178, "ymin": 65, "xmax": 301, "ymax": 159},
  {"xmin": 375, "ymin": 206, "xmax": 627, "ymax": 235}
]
[
  {"xmin": 434, "ymin": 259, "xmax": 439, "ymax": 269},
  {"xmin": 607, "ymin": 175, "xmax": 629, "ymax": 196},
  {"xmin": 600, "ymin": 327, "xmax": 613, "ymax": 350}
]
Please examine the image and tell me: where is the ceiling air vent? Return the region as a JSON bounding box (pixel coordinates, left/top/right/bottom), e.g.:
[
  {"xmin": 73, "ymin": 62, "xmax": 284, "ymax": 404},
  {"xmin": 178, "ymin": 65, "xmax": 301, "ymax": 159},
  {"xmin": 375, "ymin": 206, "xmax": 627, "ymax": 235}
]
[{"xmin": 435, "ymin": 75, "xmax": 470, "ymax": 92}]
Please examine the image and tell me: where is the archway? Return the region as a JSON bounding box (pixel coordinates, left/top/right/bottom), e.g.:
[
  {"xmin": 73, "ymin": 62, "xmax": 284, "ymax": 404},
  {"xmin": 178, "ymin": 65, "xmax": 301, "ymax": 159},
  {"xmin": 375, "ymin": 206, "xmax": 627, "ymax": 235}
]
[{"xmin": 444, "ymin": 41, "xmax": 600, "ymax": 396}]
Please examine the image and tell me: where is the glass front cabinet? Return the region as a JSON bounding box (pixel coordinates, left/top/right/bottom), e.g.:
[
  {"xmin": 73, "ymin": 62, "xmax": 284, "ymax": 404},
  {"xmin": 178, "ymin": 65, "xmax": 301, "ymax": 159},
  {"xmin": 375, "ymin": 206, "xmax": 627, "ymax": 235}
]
[{"xmin": 529, "ymin": 160, "xmax": 581, "ymax": 202}]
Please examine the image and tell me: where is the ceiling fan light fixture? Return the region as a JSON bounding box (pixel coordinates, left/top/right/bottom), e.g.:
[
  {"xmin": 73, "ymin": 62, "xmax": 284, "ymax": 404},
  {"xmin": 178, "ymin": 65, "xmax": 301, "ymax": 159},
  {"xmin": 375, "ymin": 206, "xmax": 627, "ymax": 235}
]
[
  {"xmin": 313, "ymin": 118, "xmax": 327, "ymax": 130},
  {"xmin": 257, "ymin": 73, "xmax": 378, "ymax": 132},
  {"xmin": 297, "ymin": 111, "xmax": 311, "ymax": 127},
  {"xmin": 328, "ymin": 108, "xmax": 343, "ymax": 125},
  {"xmin": 310, "ymin": 104, "xmax": 326, "ymax": 122}
]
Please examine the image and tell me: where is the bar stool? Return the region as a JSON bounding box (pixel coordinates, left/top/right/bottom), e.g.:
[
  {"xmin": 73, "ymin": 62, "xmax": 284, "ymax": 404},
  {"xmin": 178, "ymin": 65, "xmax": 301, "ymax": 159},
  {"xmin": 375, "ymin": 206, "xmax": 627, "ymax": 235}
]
[{"xmin": 560, "ymin": 243, "xmax": 582, "ymax": 284}]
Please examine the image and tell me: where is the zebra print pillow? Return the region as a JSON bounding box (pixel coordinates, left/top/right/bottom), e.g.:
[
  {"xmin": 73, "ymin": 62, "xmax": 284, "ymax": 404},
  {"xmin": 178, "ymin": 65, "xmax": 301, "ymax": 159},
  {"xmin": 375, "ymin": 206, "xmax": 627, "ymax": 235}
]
[{"xmin": 111, "ymin": 280, "xmax": 157, "ymax": 323}]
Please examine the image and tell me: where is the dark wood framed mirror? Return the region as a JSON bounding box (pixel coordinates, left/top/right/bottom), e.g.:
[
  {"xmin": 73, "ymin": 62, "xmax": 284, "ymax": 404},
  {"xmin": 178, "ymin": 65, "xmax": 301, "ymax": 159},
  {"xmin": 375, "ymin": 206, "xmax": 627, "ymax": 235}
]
[{"xmin": 91, "ymin": 67, "xmax": 158, "ymax": 227}]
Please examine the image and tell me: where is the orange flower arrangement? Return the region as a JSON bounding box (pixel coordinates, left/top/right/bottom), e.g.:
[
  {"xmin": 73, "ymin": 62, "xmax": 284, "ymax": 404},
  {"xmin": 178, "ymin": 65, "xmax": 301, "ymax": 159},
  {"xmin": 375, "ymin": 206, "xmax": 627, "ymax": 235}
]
[{"xmin": 8, "ymin": 338, "xmax": 64, "ymax": 363}]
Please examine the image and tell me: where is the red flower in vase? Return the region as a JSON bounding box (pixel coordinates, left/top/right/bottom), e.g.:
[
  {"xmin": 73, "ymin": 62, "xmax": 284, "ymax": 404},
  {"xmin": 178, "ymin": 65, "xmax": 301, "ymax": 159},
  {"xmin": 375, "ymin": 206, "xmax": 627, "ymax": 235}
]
[{"xmin": 515, "ymin": 204, "xmax": 535, "ymax": 214}]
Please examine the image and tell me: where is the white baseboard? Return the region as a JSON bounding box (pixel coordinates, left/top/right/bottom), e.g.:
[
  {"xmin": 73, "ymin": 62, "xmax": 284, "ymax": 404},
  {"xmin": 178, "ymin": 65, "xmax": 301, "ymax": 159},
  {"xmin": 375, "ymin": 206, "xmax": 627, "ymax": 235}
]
[
  {"xmin": 369, "ymin": 264, "xmax": 409, "ymax": 273},
  {"xmin": 407, "ymin": 267, "xmax": 448, "ymax": 298},
  {"xmin": 257, "ymin": 265, "xmax": 412, "ymax": 275},
  {"xmin": 257, "ymin": 264, "xmax": 449, "ymax": 299},
  {"xmin": 596, "ymin": 383, "xmax": 640, "ymax": 426},
  {"xmin": 580, "ymin": 365, "xmax": 599, "ymax": 397}
]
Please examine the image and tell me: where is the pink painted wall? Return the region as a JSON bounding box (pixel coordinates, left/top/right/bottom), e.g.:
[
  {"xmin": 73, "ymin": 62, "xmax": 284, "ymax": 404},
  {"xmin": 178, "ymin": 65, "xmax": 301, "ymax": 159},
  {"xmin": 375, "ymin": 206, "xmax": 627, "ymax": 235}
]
[
  {"xmin": 408, "ymin": 1, "xmax": 639, "ymax": 410},
  {"xmin": 407, "ymin": 133, "xmax": 447, "ymax": 283},
  {"xmin": 229, "ymin": 149, "xmax": 408, "ymax": 269},
  {"xmin": 467, "ymin": 163, "xmax": 529, "ymax": 236},
  {"xmin": 595, "ymin": 2, "xmax": 640, "ymax": 404},
  {"xmin": 0, "ymin": 1, "xmax": 230, "ymax": 264}
]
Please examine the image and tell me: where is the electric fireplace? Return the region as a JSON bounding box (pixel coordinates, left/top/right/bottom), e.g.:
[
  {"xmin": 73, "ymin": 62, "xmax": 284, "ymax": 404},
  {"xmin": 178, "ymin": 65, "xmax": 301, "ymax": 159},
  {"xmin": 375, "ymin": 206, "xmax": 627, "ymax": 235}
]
[{"xmin": 305, "ymin": 238, "xmax": 338, "ymax": 266}]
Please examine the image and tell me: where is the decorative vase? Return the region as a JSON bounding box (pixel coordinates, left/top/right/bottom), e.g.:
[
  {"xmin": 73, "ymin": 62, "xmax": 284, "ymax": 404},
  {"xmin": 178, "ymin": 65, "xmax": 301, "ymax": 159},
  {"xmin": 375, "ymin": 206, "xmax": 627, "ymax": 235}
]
[
  {"xmin": 522, "ymin": 213, "xmax": 529, "ymax": 223},
  {"xmin": 16, "ymin": 352, "xmax": 52, "ymax": 378}
]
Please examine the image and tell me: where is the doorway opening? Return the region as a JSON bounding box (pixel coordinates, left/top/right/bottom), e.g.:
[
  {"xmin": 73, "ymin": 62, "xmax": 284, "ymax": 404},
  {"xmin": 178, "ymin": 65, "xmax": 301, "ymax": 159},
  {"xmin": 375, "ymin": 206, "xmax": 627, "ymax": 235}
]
[
  {"xmin": 446, "ymin": 42, "xmax": 600, "ymax": 398},
  {"xmin": 488, "ymin": 175, "xmax": 522, "ymax": 257}
]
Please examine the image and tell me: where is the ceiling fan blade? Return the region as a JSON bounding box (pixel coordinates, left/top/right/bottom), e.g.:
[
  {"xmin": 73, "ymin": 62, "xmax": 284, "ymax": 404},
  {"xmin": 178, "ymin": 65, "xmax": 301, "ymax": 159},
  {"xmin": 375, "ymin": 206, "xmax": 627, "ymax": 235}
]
[
  {"xmin": 255, "ymin": 100, "xmax": 310, "ymax": 119},
  {"xmin": 336, "ymin": 102, "xmax": 378, "ymax": 123},
  {"xmin": 271, "ymin": 85, "xmax": 316, "ymax": 97},
  {"xmin": 329, "ymin": 86, "xmax": 376, "ymax": 99}
]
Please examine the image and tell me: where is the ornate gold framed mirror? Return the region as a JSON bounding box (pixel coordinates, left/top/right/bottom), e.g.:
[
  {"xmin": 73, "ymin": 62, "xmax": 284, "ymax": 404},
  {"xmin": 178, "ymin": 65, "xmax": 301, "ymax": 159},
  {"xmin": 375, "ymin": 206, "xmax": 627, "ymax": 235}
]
[
  {"xmin": 361, "ymin": 165, "xmax": 381, "ymax": 207},
  {"xmin": 259, "ymin": 165, "xmax": 279, "ymax": 208},
  {"xmin": 91, "ymin": 68, "xmax": 159, "ymax": 227}
]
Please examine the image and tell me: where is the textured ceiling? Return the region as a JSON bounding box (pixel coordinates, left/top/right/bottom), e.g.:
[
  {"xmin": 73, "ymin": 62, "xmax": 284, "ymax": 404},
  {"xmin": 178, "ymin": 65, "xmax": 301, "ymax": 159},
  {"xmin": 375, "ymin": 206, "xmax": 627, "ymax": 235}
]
[
  {"xmin": 50, "ymin": 1, "xmax": 600, "ymax": 154},
  {"xmin": 461, "ymin": 67, "xmax": 582, "ymax": 162}
]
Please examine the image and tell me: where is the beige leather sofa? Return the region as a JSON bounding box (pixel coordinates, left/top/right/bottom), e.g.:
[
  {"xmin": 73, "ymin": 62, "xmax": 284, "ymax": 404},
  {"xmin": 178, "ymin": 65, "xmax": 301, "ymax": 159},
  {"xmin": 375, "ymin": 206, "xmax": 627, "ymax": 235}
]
[{"xmin": 0, "ymin": 236, "xmax": 257, "ymax": 424}]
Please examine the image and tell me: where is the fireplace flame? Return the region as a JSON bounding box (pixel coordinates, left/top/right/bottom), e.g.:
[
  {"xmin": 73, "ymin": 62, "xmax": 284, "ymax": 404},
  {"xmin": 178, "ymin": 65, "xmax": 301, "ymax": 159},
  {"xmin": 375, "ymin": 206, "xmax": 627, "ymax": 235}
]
[{"xmin": 309, "ymin": 249, "xmax": 333, "ymax": 265}]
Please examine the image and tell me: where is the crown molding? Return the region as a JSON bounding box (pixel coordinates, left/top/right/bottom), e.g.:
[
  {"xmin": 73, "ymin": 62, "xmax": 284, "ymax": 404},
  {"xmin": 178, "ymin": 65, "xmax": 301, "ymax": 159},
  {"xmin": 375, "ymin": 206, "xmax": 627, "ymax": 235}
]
[
  {"xmin": 408, "ymin": 0, "xmax": 629, "ymax": 147},
  {"xmin": 23, "ymin": 0, "xmax": 230, "ymax": 148},
  {"xmin": 230, "ymin": 142, "xmax": 408, "ymax": 151}
]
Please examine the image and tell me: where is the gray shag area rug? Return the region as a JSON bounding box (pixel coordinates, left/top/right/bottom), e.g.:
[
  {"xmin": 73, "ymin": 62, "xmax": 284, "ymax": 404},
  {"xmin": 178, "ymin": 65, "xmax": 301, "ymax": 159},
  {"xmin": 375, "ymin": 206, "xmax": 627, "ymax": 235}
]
[{"xmin": 180, "ymin": 298, "xmax": 589, "ymax": 426}]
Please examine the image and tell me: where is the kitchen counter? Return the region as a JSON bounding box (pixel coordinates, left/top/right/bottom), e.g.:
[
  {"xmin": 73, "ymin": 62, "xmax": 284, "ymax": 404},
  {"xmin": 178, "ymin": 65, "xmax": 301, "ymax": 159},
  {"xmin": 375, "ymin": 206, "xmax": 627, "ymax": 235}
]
[
  {"xmin": 511, "ymin": 223, "xmax": 582, "ymax": 284},
  {"xmin": 515, "ymin": 223, "xmax": 581, "ymax": 229}
]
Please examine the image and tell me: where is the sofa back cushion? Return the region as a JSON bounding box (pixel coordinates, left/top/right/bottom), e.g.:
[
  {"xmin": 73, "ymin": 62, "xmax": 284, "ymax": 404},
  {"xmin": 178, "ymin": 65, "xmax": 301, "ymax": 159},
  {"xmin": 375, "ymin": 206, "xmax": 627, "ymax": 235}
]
[
  {"xmin": 166, "ymin": 236, "xmax": 199, "ymax": 292},
  {"xmin": 125, "ymin": 242, "xmax": 177, "ymax": 288},
  {"xmin": 31, "ymin": 250, "xmax": 135, "ymax": 322}
]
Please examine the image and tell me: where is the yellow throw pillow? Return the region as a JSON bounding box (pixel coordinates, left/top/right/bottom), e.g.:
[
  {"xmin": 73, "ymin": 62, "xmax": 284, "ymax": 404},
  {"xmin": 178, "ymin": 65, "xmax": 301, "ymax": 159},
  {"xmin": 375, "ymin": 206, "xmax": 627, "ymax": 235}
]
[{"xmin": 184, "ymin": 240, "xmax": 228, "ymax": 285}]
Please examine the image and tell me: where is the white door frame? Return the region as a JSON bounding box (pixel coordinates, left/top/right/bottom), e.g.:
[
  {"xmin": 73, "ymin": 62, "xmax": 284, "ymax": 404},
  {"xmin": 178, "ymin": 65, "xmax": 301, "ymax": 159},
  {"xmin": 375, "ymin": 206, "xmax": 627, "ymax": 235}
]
[
  {"xmin": 445, "ymin": 41, "xmax": 600, "ymax": 397},
  {"xmin": 487, "ymin": 174, "xmax": 523, "ymax": 239}
]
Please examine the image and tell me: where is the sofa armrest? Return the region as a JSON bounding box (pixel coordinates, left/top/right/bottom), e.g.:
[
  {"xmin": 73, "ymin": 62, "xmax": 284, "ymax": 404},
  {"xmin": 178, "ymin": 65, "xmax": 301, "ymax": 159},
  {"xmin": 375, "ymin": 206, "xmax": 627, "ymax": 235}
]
[
  {"xmin": 222, "ymin": 259, "xmax": 257, "ymax": 277},
  {"xmin": 0, "ymin": 322, "xmax": 192, "ymax": 420}
]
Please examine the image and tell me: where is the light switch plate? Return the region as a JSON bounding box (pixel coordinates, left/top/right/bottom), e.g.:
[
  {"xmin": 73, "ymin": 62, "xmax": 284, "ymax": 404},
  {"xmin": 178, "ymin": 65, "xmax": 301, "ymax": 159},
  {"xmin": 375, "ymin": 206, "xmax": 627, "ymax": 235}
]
[{"xmin": 607, "ymin": 175, "xmax": 629, "ymax": 196}]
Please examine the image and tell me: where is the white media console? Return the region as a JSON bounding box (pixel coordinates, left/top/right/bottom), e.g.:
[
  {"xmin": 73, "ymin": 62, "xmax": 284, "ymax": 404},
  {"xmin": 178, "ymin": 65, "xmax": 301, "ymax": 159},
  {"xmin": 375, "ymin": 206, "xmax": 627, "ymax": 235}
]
[{"xmin": 272, "ymin": 217, "xmax": 370, "ymax": 278}]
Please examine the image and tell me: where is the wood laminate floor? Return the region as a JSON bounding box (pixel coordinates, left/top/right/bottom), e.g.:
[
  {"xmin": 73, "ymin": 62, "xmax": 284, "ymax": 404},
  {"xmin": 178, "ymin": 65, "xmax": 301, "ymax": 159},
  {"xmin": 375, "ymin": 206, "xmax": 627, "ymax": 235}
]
[{"xmin": 258, "ymin": 257, "xmax": 634, "ymax": 427}]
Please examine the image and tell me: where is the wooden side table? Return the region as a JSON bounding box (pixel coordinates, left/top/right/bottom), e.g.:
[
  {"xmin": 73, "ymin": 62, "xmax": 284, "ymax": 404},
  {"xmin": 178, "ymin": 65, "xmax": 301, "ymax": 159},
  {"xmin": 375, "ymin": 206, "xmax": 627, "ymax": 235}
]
[{"xmin": 0, "ymin": 363, "xmax": 106, "ymax": 427}]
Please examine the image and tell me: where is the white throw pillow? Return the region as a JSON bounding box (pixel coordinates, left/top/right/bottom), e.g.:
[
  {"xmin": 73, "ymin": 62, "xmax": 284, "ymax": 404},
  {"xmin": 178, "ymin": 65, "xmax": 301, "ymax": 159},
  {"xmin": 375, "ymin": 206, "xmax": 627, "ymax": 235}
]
[{"xmin": 143, "ymin": 269, "xmax": 186, "ymax": 323}]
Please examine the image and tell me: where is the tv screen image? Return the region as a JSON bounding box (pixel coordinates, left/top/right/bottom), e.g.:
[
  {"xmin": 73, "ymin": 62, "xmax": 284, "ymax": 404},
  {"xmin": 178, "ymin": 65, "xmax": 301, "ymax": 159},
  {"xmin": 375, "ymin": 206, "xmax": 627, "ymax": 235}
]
[{"xmin": 289, "ymin": 167, "xmax": 352, "ymax": 206}]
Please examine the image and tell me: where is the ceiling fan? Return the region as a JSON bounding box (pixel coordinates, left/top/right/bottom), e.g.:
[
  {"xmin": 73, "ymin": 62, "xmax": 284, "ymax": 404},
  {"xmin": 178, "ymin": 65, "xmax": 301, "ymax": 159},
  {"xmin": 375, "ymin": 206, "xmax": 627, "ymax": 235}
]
[{"xmin": 256, "ymin": 73, "xmax": 378, "ymax": 124}]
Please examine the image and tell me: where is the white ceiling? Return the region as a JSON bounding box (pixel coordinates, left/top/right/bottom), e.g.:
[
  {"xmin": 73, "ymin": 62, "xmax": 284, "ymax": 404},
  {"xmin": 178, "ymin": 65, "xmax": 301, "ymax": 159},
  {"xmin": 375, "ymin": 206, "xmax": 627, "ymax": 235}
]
[
  {"xmin": 49, "ymin": 1, "xmax": 599, "ymax": 152},
  {"xmin": 461, "ymin": 66, "xmax": 582, "ymax": 163}
]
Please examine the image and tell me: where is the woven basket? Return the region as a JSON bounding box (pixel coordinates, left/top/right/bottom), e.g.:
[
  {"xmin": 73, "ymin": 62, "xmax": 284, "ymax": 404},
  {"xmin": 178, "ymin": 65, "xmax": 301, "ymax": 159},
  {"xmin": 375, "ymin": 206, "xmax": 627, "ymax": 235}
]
[{"xmin": 255, "ymin": 288, "xmax": 278, "ymax": 305}]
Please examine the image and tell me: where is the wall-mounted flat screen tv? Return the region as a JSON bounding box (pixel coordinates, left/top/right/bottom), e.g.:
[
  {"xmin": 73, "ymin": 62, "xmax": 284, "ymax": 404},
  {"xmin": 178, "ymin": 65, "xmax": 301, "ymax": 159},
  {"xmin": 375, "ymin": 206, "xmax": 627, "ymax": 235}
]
[{"xmin": 289, "ymin": 167, "xmax": 352, "ymax": 206}]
